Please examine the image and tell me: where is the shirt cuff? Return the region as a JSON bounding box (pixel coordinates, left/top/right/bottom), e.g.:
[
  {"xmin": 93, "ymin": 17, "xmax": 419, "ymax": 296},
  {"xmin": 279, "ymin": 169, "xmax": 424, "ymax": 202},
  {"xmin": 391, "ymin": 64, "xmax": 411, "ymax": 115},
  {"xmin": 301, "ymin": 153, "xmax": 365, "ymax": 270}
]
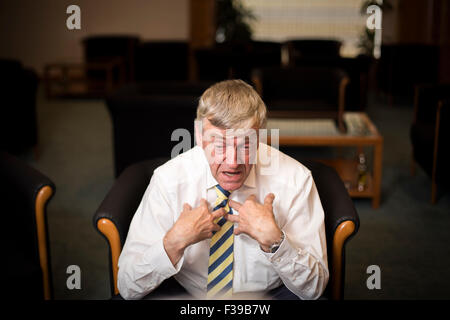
[
  {"xmin": 142, "ymin": 238, "xmax": 184, "ymax": 279},
  {"xmin": 260, "ymin": 230, "xmax": 297, "ymax": 266}
]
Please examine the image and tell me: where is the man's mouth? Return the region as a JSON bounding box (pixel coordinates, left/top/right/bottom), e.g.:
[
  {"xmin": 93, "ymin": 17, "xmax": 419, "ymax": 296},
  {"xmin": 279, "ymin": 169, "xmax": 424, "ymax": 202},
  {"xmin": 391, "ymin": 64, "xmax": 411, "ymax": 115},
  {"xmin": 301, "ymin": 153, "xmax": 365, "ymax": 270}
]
[
  {"xmin": 220, "ymin": 171, "xmax": 243, "ymax": 182},
  {"xmin": 223, "ymin": 171, "xmax": 241, "ymax": 177}
]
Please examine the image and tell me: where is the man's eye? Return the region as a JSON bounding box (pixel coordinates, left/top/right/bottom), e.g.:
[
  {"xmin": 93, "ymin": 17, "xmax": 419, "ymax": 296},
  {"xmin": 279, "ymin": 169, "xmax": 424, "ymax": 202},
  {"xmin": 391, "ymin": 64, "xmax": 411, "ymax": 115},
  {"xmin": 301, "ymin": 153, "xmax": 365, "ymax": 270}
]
[{"xmin": 215, "ymin": 144, "xmax": 225, "ymax": 152}]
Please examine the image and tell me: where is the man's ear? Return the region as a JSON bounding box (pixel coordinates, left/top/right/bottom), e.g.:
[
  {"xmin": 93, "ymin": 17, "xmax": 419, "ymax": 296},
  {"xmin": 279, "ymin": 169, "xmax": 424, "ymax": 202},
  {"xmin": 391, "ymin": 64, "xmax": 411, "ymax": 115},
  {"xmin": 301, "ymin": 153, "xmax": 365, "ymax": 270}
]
[{"xmin": 194, "ymin": 119, "xmax": 203, "ymax": 147}]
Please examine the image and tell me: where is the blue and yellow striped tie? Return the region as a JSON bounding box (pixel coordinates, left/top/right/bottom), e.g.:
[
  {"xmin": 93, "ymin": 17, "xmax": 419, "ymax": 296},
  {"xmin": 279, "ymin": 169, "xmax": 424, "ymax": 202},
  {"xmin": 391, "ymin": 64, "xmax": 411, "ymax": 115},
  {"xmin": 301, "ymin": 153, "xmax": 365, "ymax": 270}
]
[{"xmin": 207, "ymin": 185, "xmax": 234, "ymax": 299}]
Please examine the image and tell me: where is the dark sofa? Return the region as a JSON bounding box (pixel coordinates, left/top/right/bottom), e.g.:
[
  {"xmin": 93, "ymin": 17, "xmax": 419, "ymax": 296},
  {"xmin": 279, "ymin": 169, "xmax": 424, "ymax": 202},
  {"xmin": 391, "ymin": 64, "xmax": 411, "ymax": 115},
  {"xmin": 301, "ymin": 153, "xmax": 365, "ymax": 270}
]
[{"xmin": 0, "ymin": 59, "xmax": 39, "ymax": 155}]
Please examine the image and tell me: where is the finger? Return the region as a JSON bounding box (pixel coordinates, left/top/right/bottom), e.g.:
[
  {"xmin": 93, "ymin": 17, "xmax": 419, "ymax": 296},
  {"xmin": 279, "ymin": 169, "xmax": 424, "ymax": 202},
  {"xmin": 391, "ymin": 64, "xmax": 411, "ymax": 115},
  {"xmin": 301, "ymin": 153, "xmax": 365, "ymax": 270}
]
[
  {"xmin": 199, "ymin": 198, "xmax": 208, "ymax": 208},
  {"xmin": 228, "ymin": 199, "xmax": 242, "ymax": 210},
  {"xmin": 211, "ymin": 207, "xmax": 226, "ymax": 219},
  {"xmin": 226, "ymin": 213, "xmax": 239, "ymax": 223},
  {"xmin": 264, "ymin": 193, "xmax": 275, "ymax": 207},
  {"xmin": 183, "ymin": 203, "xmax": 192, "ymax": 212},
  {"xmin": 246, "ymin": 194, "xmax": 257, "ymax": 203},
  {"xmin": 212, "ymin": 224, "xmax": 221, "ymax": 232},
  {"xmin": 233, "ymin": 227, "xmax": 243, "ymax": 235}
]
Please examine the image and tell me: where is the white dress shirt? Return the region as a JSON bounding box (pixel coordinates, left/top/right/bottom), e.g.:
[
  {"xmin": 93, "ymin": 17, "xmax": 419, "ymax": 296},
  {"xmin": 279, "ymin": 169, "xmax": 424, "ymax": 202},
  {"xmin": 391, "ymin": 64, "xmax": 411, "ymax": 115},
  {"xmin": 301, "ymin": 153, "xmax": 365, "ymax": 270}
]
[{"xmin": 117, "ymin": 143, "xmax": 329, "ymax": 300}]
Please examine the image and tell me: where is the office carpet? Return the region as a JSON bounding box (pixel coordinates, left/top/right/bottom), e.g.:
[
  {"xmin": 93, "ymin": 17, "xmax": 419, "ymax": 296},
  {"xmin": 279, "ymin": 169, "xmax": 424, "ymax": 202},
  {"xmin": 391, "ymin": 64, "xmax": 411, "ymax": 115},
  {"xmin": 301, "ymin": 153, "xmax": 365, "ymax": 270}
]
[{"xmin": 25, "ymin": 86, "xmax": 450, "ymax": 300}]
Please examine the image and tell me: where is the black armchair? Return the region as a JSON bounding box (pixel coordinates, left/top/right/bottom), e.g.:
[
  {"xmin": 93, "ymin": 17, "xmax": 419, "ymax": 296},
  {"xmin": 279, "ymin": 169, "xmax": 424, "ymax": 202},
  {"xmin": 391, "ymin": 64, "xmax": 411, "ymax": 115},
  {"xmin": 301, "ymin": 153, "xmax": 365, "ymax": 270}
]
[
  {"xmin": 105, "ymin": 81, "xmax": 213, "ymax": 177},
  {"xmin": 82, "ymin": 35, "xmax": 140, "ymax": 90},
  {"xmin": 93, "ymin": 158, "xmax": 359, "ymax": 300},
  {"xmin": 1, "ymin": 152, "xmax": 55, "ymax": 299},
  {"xmin": 194, "ymin": 41, "xmax": 282, "ymax": 82},
  {"xmin": 286, "ymin": 39, "xmax": 342, "ymax": 61},
  {"xmin": 230, "ymin": 41, "xmax": 283, "ymax": 82},
  {"xmin": 410, "ymin": 84, "xmax": 450, "ymax": 203},
  {"xmin": 134, "ymin": 41, "xmax": 189, "ymax": 82},
  {"xmin": 252, "ymin": 66, "xmax": 349, "ymax": 132},
  {"xmin": 285, "ymin": 39, "xmax": 371, "ymax": 111}
]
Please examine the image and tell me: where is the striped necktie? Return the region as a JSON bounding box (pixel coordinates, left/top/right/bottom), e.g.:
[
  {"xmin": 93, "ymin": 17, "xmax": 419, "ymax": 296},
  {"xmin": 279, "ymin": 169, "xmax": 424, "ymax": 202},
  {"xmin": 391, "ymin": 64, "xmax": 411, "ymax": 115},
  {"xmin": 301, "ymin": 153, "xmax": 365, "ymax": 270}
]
[{"xmin": 207, "ymin": 184, "xmax": 234, "ymax": 299}]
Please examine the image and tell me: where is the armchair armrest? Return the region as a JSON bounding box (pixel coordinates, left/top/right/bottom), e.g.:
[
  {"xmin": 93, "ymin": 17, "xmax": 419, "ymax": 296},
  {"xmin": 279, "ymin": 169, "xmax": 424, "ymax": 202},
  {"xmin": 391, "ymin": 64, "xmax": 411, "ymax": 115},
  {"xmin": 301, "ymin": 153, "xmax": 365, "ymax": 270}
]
[
  {"xmin": 1, "ymin": 151, "xmax": 55, "ymax": 299},
  {"xmin": 302, "ymin": 160, "xmax": 359, "ymax": 300},
  {"xmin": 93, "ymin": 157, "xmax": 168, "ymax": 295},
  {"xmin": 0, "ymin": 152, "xmax": 54, "ymax": 206}
]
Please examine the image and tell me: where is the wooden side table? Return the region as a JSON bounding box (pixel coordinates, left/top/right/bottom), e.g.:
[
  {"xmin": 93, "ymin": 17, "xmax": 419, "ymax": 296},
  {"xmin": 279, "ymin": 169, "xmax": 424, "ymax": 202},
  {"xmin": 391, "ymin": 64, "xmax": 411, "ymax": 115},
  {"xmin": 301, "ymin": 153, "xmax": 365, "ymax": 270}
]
[
  {"xmin": 267, "ymin": 112, "xmax": 383, "ymax": 208},
  {"xmin": 44, "ymin": 57, "xmax": 126, "ymax": 98}
]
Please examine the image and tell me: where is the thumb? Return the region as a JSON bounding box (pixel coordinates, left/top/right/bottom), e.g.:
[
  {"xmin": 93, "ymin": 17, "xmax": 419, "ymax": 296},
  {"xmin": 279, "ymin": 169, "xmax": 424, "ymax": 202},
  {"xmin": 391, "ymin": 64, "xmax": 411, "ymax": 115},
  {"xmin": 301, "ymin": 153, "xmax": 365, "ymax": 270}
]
[
  {"xmin": 264, "ymin": 193, "xmax": 275, "ymax": 207},
  {"xmin": 233, "ymin": 226, "xmax": 243, "ymax": 236},
  {"xmin": 183, "ymin": 203, "xmax": 192, "ymax": 212}
]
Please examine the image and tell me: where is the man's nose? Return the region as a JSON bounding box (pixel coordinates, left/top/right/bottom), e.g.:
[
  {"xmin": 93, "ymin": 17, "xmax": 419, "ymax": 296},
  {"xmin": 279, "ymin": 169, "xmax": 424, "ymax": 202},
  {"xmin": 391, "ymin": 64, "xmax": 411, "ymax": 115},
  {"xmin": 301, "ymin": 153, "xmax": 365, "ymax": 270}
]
[{"xmin": 225, "ymin": 145, "xmax": 239, "ymax": 167}]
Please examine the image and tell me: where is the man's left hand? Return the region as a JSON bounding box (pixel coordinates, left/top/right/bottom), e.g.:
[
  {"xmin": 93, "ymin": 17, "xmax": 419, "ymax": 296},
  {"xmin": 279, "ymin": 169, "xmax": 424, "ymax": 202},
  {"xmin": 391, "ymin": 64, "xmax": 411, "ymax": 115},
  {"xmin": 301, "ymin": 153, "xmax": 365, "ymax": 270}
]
[{"xmin": 227, "ymin": 193, "xmax": 282, "ymax": 252}]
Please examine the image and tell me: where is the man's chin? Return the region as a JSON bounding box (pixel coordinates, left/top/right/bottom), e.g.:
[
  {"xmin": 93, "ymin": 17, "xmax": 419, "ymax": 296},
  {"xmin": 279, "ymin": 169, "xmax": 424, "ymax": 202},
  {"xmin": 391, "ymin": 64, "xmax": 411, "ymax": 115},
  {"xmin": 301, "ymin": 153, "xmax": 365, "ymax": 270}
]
[{"xmin": 219, "ymin": 181, "xmax": 244, "ymax": 192}]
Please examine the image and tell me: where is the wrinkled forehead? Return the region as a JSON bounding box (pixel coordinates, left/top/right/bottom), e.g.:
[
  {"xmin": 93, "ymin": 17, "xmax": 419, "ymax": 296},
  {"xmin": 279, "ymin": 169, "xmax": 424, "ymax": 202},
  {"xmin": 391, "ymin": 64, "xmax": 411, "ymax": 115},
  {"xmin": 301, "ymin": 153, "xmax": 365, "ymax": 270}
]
[{"xmin": 204, "ymin": 127, "xmax": 259, "ymax": 143}]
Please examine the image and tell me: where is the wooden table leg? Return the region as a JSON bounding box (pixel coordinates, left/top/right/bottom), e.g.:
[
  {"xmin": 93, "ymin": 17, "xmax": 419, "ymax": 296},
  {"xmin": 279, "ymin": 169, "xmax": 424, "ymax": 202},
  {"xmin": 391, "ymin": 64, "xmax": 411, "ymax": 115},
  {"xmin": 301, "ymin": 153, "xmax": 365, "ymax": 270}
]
[{"xmin": 372, "ymin": 138, "xmax": 383, "ymax": 208}]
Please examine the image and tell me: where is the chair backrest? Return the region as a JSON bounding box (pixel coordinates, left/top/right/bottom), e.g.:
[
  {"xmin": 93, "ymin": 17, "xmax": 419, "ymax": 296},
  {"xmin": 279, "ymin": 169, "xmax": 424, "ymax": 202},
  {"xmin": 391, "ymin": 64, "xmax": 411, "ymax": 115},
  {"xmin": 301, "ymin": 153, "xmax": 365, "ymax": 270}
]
[
  {"xmin": 194, "ymin": 46, "xmax": 235, "ymax": 81},
  {"xmin": 250, "ymin": 41, "xmax": 282, "ymax": 66},
  {"xmin": 1, "ymin": 152, "xmax": 55, "ymax": 299},
  {"xmin": 83, "ymin": 35, "xmax": 140, "ymax": 82},
  {"xmin": 287, "ymin": 39, "xmax": 342, "ymax": 63},
  {"xmin": 229, "ymin": 41, "xmax": 283, "ymax": 81},
  {"xmin": 135, "ymin": 41, "xmax": 189, "ymax": 82},
  {"xmin": 254, "ymin": 66, "xmax": 347, "ymax": 103},
  {"xmin": 194, "ymin": 41, "xmax": 283, "ymax": 82},
  {"xmin": 100, "ymin": 159, "xmax": 167, "ymax": 248}
]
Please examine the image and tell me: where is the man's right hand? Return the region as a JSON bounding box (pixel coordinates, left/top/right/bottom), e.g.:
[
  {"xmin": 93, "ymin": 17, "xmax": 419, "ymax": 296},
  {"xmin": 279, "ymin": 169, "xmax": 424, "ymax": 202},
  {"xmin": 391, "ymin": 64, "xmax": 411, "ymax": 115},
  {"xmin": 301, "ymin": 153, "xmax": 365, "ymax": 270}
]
[{"xmin": 163, "ymin": 199, "xmax": 226, "ymax": 267}]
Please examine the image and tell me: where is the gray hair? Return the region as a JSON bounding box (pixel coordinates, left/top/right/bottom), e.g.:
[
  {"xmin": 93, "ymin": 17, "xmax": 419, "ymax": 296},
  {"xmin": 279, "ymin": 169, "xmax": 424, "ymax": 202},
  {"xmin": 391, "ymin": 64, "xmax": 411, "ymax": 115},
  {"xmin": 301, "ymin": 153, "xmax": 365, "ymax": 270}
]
[{"xmin": 196, "ymin": 79, "xmax": 267, "ymax": 129}]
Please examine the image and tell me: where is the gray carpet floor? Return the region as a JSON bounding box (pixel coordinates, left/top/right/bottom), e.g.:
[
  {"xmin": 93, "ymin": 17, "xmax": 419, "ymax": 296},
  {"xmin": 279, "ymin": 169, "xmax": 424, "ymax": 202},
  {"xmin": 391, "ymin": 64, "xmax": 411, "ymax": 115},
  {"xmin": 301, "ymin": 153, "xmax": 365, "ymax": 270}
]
[{"xmin": 26, "ymin": 86, "xmax": 450, "ymax": 300}]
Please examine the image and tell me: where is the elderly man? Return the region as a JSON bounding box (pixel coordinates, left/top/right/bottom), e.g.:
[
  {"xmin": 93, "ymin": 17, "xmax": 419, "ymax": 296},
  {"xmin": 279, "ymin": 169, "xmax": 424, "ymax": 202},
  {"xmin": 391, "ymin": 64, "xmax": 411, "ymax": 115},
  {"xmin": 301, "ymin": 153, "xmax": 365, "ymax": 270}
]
[{"xmin": 117, "ymin": 80, "xmax": 328, "ymax": 300}]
